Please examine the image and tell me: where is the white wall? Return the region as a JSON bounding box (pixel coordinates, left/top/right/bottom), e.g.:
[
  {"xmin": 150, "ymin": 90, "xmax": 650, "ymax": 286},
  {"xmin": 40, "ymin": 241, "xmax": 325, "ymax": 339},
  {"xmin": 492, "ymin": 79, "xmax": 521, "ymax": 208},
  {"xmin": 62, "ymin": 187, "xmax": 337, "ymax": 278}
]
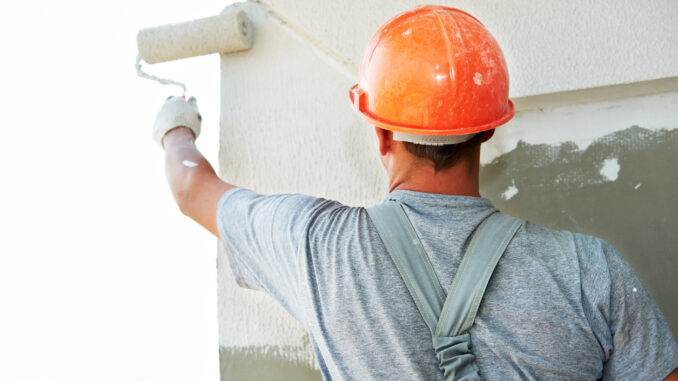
[
  {"xmin": 217, "ymin": 2, "xmax": 386, "ymax": 369},
  {"xmin": 258, "ymin": 0, "xmax": 678, "ymax": 97}
]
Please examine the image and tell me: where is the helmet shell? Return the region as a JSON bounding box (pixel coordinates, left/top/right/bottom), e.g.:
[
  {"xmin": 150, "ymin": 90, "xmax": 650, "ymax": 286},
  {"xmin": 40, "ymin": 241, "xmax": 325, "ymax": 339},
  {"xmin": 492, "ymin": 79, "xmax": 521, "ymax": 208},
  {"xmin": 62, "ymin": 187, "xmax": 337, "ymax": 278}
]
[{"xmin": 349, "ymin": 5, "xmax": 514, "ymax": 136}]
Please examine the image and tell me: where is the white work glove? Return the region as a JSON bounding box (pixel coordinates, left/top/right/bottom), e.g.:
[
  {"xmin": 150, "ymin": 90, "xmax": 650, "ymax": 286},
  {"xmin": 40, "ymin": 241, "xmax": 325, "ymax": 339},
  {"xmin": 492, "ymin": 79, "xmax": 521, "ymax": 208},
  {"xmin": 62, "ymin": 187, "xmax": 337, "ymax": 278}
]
[{"xmin": 152, "ymin": 96, "xmax": 202, "ymax": 147}]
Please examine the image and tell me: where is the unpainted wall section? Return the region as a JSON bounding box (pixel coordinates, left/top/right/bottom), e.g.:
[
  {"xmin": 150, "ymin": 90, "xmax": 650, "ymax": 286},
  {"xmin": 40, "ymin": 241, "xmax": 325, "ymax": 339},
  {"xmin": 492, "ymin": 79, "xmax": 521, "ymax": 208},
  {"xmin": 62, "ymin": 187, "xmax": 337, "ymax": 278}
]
[{"xmin": 217, "ymin": 1, "xmax": 678, "ymax": 379}]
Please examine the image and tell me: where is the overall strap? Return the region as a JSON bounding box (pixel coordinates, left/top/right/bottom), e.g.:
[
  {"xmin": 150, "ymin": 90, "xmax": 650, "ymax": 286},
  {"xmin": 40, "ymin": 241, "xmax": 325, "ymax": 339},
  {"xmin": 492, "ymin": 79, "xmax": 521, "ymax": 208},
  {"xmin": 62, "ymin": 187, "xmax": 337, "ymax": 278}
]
[
  {"xmin": 367, "ymin": 201, "xmax": 446, "ymax": 333},
  {"xmin": 431, "ymin": 212, "xmax": 522, "ymax": 381},
  {"xmin": 367, "ymin": 201, "xmax": 523, "ymax": 380},
  {"xmin": 435, "ymin": 212, "xmax": 523, "ymax": 337}
]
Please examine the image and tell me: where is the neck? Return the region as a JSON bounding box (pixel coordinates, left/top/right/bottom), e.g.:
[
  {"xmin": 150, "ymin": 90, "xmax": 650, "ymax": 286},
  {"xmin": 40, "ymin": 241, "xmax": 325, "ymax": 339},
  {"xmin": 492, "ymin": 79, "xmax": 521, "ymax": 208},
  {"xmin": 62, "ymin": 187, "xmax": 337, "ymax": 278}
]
[{"xmin": 386, "ymin": 147, "xmax": 481, "ymax": 197}]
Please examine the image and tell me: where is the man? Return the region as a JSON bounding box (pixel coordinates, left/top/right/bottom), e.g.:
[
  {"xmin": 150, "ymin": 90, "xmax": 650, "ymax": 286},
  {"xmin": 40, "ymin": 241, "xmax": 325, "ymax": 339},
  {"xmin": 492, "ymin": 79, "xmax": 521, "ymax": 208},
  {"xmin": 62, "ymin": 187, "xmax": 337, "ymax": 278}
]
[{"xmin": 153, "ymin": 5, "xmax": 678, "ymax": 380}]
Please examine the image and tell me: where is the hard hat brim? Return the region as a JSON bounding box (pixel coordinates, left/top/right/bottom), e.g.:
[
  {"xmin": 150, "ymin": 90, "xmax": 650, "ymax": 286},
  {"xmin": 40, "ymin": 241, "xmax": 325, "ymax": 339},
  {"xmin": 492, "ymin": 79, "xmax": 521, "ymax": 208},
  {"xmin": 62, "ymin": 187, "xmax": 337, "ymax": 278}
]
[{"xmin": 349, "ymin": 84, "xmax": 515, "ymax": 136}]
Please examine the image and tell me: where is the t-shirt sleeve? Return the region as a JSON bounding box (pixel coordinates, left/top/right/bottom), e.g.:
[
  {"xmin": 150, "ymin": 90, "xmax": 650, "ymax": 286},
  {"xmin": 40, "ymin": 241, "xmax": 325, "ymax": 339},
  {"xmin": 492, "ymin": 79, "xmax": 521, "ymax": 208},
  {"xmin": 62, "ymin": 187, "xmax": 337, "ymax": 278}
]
[
  {"xmin": 216, "ymin": 187, "xmax": 329, "ymax": 322},
  {"xmin": 579, "ymin": 236, "xmax": 678, "ymax": 380}
]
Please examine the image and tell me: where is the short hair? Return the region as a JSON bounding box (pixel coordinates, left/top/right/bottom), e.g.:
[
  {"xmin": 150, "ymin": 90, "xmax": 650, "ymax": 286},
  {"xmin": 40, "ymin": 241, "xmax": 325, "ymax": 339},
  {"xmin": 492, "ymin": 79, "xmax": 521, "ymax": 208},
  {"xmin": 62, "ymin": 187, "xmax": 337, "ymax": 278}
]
[{"xmin": 402, "ymin": 133, "xmax": 484, "ymax": 172}]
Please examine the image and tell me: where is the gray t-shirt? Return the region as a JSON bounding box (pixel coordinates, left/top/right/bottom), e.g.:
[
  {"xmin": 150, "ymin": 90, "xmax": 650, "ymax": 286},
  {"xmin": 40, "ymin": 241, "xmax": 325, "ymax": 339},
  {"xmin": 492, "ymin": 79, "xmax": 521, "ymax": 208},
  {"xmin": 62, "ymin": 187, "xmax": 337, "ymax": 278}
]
[{"xmin": 217, "ymin": 188, "xmax": 678, "ymax": 381}]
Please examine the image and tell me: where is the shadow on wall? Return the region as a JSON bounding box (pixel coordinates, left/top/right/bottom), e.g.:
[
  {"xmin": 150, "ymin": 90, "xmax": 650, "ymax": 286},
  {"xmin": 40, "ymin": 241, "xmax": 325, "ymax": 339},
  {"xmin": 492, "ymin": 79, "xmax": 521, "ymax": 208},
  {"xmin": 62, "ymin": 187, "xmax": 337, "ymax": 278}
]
[{"xmin": 480, "ymin": 126, "xmax": 678, "ymax": 337}]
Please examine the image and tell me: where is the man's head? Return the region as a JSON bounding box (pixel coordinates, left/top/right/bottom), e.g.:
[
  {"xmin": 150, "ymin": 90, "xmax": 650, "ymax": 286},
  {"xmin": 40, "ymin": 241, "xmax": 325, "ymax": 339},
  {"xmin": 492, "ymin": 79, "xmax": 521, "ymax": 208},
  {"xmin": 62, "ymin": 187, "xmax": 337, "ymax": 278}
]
[{"xmin": 349, "ymin": 5, "xmax": 513, "ymax": 192}]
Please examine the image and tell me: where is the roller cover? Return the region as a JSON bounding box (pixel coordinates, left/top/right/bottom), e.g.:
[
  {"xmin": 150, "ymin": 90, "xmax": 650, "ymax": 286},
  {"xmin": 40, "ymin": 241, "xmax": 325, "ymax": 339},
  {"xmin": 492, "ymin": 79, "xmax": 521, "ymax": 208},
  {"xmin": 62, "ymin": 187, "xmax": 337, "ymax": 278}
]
[{"xmin": 137, "ymin": 9, "xmax": 253, "ymax": 64}]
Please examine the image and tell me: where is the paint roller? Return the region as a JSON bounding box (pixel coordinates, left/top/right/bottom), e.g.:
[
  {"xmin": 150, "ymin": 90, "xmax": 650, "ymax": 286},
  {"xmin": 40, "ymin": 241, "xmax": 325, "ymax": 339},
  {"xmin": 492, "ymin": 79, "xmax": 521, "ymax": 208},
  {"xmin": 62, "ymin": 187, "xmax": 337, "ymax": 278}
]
[{"xmin": 135, "ymin": 7, "xmax": 253, "ymax": 94}]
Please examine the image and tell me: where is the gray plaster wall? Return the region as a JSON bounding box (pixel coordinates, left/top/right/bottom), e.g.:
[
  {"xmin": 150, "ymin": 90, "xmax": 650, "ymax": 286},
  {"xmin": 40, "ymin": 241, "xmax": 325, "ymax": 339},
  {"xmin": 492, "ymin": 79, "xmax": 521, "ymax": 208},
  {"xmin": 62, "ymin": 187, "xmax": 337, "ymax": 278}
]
[{"xmin": 216, "ymin": 1, "xmax": 678, "ymax": 379}]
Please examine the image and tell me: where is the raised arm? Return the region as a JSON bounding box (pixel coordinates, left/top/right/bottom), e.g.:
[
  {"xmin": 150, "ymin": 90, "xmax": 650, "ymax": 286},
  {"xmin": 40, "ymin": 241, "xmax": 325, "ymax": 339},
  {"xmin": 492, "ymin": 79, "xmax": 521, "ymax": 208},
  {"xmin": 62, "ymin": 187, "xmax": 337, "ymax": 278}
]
[
  {"xmin": 153, "ymin": 96, "xmax": 234, "ymax": 238},
  {"xmin": 163, "ymin": 127, "xmax": 233, "ymax": 237}
]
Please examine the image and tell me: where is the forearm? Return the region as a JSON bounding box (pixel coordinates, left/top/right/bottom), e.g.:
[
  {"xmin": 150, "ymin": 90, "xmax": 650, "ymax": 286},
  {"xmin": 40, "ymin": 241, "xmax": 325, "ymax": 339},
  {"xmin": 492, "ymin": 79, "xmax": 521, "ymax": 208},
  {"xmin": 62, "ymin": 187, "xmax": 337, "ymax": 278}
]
[
  {"xmin": 163, "ymin": 127, "xmax": 234, "ymax": 237},
  {"xmin": 163, "ymin": 127, "xmax": 214, "ymax": 202}
]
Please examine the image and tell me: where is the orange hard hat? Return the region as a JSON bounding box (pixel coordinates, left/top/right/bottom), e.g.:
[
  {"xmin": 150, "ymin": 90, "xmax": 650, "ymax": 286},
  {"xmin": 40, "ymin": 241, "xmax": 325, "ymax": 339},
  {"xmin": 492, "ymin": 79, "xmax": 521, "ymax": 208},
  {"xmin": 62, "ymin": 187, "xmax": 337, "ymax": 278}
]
[{"xmin": 349, "ymin": 5, "xmax": 514, "ymax": 143}]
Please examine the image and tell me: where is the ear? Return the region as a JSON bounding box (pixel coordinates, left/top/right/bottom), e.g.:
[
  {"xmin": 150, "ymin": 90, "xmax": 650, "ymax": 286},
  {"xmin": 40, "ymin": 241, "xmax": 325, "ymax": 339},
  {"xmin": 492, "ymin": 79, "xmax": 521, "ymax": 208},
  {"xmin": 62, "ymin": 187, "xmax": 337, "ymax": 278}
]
[
  {"xmin": 481, "ymin": 129, "xmax": 495, "ymax": 143},
  {"xmin": 374, "ymin": 127, "xmax": 393, "ymax": 156}
]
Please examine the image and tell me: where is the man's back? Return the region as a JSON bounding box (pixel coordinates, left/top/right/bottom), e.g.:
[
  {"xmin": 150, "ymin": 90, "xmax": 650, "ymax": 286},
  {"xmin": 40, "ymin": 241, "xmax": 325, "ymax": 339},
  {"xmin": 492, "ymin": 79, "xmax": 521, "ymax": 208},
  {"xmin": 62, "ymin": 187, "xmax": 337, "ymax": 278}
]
[{"xmin": 217, "ymin": 188, "xmax": 678, "ymax": 380}]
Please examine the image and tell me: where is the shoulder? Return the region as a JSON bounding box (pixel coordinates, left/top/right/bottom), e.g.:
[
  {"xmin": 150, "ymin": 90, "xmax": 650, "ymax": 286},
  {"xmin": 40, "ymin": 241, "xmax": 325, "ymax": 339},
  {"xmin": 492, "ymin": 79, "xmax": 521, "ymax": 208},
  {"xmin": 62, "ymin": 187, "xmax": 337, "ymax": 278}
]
[
  {"xmin": 218, "ymin": 188, "xmax": 345, "ymax": 223},
  {"xmin": 506, "ymin": 220, "xmax": 624, "ymax": 309},
  {"xmin": 305, "ymin": 202, "xmax": 372, "ymax": 244},
  {"xmin": 512, "ymin": 219, "xmax": 618, "ymax": 266},
  {"xmin": 217, "ymin": 187, "xmax": 369, "ymax": 237}
]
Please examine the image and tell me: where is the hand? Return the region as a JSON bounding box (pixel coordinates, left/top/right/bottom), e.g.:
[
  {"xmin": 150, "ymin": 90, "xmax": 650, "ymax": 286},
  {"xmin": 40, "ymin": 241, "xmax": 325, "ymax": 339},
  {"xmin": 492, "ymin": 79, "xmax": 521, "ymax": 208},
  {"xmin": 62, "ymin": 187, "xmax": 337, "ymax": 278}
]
[{"xmin": 152, "ymin": 96, "xmax": 202, "ymax": 147}]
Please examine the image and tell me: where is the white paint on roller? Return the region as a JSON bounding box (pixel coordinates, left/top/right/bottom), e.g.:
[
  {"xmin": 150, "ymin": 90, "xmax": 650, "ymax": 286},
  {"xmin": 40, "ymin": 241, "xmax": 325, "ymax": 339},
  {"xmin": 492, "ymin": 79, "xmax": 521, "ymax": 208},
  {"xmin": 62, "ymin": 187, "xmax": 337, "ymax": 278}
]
[
  {"xmin": 481, "ymin": 91, "xmax": 678, "ymax": 165},
  {"xmin": 600, "ymin": 158, "xmax": 620, "ymax": 182},
  {"xmin": 501, "ymin": 181, "xmax": 519, "ymax": 200},
  {"xmin": 635, "ymin": 183, "xmax": 642, "ymax": 190},
  {"xmin": 182, "ymin": 160, "xmax": 198, "ymax": 167},
  {"xmin": 137, "ymin": 10, "xmax": 253, "ymax": 64}
]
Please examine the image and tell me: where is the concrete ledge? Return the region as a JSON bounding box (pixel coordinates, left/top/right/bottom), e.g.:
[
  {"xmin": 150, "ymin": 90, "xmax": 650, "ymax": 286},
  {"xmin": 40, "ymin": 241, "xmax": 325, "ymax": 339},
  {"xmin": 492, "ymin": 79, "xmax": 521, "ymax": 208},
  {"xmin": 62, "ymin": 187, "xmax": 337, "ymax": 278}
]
[{"xmin": 513, "ymin": 77, "xmax": 678, "ymax": 111}]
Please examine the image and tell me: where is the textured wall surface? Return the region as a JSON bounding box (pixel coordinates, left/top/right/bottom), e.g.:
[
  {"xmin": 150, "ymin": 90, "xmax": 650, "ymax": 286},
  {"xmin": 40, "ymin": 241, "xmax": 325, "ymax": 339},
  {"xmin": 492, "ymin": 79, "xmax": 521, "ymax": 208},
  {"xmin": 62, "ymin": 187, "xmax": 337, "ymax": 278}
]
[
  {"xmin": 216, "ymin": 2, "xmax": 385, "ymax": 377},
  {"xmin": 216, "ymin": 1, "xmax": 678, "ymax": 379},
  {"xmin": 259, "ymin": 0, "xmax": 678, "ymax": 97}
]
